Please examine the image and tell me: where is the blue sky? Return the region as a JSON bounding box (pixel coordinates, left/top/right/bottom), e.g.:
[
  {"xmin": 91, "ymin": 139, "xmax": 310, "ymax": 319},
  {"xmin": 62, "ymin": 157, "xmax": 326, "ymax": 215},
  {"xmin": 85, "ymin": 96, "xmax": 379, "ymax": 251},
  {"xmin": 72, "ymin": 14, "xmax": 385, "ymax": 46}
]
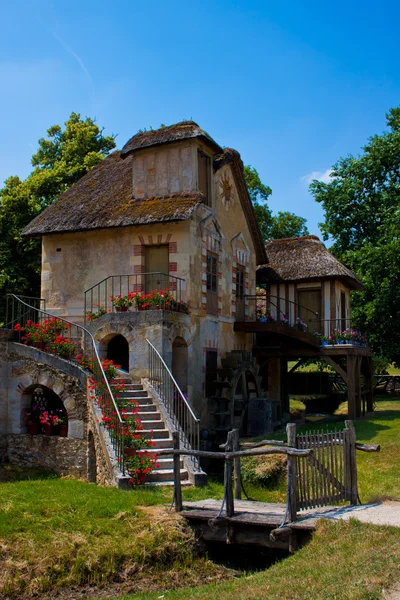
[{"xmin": 1, "ymin": 0, "xmax": 400, "ymax": 237}]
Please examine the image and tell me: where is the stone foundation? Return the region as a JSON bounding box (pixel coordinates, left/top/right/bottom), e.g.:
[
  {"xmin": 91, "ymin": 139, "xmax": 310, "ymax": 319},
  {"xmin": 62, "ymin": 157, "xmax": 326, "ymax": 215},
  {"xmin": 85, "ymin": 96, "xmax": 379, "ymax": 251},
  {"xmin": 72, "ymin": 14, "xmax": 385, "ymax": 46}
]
[{"xmin": 6, "ymin": 434, "xmax": 87, "ymax": 478}]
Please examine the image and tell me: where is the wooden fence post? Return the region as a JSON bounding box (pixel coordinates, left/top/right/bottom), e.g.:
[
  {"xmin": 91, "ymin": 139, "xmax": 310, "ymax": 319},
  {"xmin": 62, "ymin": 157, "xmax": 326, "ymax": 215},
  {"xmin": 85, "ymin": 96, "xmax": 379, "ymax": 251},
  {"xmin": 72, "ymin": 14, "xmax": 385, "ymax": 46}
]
[
  {"xmin": 225, "ymin": 431, "xmax": 234, "ymax": 517},
  {"xmin": 173, "ymin": 431, "xmax": 182, "ymax": 512},
  {"xmin": 286, "ymin": 423, "xmax": 298, "ymax": 522},
  {"xmin": 344, "ymin": 420, "xmax": 358, "ymax": 505},
  {"xmin": 231, "ymin": 429, "xmax": 241, "ymax": 500}
]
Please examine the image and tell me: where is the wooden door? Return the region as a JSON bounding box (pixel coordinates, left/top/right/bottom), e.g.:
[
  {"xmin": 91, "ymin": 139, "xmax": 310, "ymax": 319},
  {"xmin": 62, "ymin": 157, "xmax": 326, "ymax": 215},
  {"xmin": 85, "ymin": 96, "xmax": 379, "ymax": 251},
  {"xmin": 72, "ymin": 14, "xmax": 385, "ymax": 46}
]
[
  {"xmin": 144, "ymin": 245, "xmax": 169, "ymax": 292},
  {"xmin": 297, "ymin": 289, "xmax": 321, "ymax": 334}
]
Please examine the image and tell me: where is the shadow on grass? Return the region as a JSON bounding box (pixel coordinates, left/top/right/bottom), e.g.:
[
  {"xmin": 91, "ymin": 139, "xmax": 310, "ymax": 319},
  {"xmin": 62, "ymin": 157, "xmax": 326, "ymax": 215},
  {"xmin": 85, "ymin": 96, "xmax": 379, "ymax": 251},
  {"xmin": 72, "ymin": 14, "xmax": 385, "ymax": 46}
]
[{"xmin": 0, "ymin": 465, "xmax": 59, "ymax": 483}]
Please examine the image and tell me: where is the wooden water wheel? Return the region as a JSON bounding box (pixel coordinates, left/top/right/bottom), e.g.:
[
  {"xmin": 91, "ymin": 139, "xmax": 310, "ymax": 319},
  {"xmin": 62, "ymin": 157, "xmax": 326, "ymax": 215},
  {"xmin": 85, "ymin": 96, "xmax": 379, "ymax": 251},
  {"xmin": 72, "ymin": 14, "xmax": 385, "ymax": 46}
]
[{"xmin": 210, "ymin": 350, "xmax": 263, "ymax": 443}]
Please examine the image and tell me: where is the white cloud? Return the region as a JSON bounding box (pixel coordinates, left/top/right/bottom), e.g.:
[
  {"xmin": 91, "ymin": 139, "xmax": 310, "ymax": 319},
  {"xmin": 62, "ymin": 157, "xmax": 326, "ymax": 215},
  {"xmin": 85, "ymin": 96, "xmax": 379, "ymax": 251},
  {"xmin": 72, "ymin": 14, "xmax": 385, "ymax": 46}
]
[{"xmin": 301, "ymin": 168, "xmax": 333, "ymax": 185}]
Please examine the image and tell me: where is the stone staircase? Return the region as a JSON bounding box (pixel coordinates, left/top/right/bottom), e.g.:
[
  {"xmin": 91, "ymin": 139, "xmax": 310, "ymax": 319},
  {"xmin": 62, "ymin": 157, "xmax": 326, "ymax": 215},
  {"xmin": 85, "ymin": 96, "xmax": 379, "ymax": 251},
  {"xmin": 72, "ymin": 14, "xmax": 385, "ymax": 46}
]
[{"xmin": 111, "ymin": 377, "xmax": 189, "ymax": 486}]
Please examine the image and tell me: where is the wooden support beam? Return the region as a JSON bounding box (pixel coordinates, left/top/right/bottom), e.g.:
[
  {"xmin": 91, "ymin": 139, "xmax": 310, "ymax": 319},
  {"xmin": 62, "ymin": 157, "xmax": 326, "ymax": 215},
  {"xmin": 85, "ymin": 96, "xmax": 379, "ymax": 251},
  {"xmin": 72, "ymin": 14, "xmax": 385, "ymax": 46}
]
[
  {"xmin": 286, "ymin": 423, "xmax": 298, "ymax": 523},
  {"xmin": 345, "ymin": 420, "xmax": 358, "ymax": 505},
  {"xmin": 173, "ymin": 432, "xmax": 182, "ymax": 512},
  {"xmin": 225, "ymin": 431, "xmax": 234, "ymax": 517},
  {"xmin": 231, "ymin": 429, "xmax": 241, "ymax": 500},
  {"xmin": 322, "ymin": 355, "xmax": 348, "ymax": 383}
]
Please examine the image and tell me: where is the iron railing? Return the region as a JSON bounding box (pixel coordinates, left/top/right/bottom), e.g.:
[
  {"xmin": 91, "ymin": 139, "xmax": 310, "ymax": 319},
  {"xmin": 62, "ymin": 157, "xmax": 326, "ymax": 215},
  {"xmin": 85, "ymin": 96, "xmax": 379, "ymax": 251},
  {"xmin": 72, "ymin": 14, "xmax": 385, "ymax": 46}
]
[
  {"xmin": 84, "ymin": 273, "xmax": 185, "ymax": 320},
  {"xmin": 244, "ymin": 294, "xmax": 360, "ymax": 340},
  {"xmin": 6, "ymin": 294, "xmax": 126, "ymax": 473},
  {"xmin": 146, "ymin": 338, "xmax": 200, "ymax": 469}
]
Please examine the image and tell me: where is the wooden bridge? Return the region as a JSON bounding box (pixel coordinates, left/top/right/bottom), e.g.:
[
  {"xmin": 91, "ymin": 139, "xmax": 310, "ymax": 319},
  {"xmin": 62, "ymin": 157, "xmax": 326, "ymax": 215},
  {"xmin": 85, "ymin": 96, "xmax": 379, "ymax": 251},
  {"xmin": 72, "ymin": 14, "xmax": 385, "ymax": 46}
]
[{"xmin": 158, "ymin": 424, "xmax": 379, "ymax": 552}]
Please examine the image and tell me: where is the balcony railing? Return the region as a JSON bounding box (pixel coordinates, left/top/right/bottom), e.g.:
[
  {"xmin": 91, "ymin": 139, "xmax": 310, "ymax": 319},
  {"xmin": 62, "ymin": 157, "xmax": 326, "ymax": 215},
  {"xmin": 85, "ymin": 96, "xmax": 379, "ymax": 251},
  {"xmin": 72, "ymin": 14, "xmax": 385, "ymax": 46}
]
[
  {"xmin": 84, "ymin": 273, "xmax": 185, "ymax": 321},
  {"xmin": 244, "ymin": 294, "xmax": 366, "ymax": 346}
]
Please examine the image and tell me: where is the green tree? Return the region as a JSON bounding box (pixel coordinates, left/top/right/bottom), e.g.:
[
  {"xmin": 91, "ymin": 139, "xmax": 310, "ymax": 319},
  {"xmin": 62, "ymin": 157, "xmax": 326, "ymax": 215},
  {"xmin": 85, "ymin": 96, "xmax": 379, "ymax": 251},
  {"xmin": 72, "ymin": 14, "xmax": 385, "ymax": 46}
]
[
  {"xmin": 269, "ymin": 211, "xmax": 309, "ymax": 240},
  {"xmin": 0, "ymin": 113, "xmax": 116, "ymax": 322},
  {"xmin": 244, "ymin": 165, "xmax": 308, "ymax": 241},
  {"xmin": 310, "ymin": 106, "xmax": 400, "ymax": 363}
]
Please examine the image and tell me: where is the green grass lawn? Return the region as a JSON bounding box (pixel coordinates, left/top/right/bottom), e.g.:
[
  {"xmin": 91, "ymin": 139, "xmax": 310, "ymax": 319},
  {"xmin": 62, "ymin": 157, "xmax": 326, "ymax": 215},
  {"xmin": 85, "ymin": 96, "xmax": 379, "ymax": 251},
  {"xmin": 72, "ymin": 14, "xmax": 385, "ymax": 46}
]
[{"xmin": 1, "ymin": 397, "xmax": 399, "ymax": 599}]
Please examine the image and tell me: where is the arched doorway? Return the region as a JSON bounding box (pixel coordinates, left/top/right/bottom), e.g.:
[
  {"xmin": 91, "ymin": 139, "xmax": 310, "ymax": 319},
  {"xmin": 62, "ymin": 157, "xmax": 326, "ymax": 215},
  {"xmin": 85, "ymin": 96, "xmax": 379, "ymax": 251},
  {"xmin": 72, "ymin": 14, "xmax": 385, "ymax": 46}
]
[
  {"xmin": 107, "ymin": 334, "xmax": 129, "ymax": 372},
  {"xmin": 22, "ymin": 385, "xmax": 68, "ymax": 436},
  {"xmin": 87, "ymin": 431, "xmax": 97, "ymax": 483},
  {"xmin": 172, "ymin": 336, "xmax": 188, "ymax": 394}
]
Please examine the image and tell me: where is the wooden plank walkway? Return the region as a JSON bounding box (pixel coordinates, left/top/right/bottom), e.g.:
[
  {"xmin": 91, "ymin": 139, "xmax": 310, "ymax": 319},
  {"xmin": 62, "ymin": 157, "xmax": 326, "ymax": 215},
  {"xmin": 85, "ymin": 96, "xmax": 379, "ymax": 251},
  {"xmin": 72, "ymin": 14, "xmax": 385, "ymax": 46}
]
[{"xmin": 181, "ymin": 499, "xmax": 339, "ymax": 531}]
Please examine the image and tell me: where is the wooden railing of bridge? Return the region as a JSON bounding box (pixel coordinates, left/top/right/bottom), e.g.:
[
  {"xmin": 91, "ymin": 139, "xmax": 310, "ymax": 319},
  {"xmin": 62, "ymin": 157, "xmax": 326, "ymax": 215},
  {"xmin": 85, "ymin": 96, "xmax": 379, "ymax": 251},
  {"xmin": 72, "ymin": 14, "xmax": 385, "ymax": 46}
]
[{"xmin": 158, "ymin": 422, "xmax": 379, "ymax": 523}]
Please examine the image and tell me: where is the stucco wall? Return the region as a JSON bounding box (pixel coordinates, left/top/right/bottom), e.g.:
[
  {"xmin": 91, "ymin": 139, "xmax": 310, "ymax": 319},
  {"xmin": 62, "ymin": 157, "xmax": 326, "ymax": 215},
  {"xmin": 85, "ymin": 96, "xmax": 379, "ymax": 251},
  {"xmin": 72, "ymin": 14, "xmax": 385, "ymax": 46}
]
[
  {"xmin": 132, "ymin": 141, "xmax": 197, "ymax": 197},
  {"xmin": 41, "ymin": 221, "xmax": 191, "ymax": 323}
]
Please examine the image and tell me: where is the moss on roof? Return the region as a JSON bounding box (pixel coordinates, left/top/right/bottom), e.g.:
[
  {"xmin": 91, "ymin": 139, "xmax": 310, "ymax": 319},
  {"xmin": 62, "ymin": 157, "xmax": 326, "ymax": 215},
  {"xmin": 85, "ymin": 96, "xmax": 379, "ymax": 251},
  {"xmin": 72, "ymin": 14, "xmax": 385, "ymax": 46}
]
[
  {"xmin": 257, "ymin": 235, "xmax": 363, "ymax": 290},
  {"xmin": 22, "ymin": 152, "xmax": 203, "ymax": 237},
  {"xmin": 120, "ymin": 121, "xmax": 223, "ymax": 157}
]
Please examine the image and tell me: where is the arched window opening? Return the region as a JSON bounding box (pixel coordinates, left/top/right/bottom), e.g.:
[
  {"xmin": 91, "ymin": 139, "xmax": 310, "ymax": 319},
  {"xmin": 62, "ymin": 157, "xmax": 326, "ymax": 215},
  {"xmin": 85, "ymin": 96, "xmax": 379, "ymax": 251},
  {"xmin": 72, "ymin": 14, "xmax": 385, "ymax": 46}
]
[
  {"xmin": 107, "ymin": 334, "xmax": 129, "ymax": 372},
  {"xmin": 23, "ymin": 385, "xmax": 68, "ymax": 436}
]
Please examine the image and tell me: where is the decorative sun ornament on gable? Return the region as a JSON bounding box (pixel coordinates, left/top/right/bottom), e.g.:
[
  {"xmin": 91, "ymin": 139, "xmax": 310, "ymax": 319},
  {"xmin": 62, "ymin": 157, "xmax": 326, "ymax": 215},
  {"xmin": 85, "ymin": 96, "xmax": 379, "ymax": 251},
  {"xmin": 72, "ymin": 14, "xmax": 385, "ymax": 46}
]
[{"xmin": 219, "ymin": 172, "xmax": 234, "ymax": 207}]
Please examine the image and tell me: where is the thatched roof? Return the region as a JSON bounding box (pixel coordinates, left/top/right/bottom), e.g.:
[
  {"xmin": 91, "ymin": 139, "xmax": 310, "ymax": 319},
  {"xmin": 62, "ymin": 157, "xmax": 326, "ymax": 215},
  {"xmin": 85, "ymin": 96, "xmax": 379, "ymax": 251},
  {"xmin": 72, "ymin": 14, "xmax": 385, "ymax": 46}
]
[
  {"xmin": 121, "ymin": 121, "xmax": 223, "ymax": 157},
  {"xmin": 21, "ymin": 123, "xmax": 267, "ymax": 264},
  {"xmin": 22, "ymin": 152, "xmax": 203, "ymax": 237},
  {"xmin": 257, "ymin": 236, "xmax": 363, "ymax": 290}
]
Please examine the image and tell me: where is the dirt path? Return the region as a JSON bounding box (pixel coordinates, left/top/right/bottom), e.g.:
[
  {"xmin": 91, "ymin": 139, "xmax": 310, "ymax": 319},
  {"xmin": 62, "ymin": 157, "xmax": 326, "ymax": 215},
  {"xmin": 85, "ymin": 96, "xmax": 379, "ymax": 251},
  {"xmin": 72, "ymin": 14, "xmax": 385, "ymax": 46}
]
[{"xmin": 296, "ymin": 500, "xmax": 400, "ymax": 528}]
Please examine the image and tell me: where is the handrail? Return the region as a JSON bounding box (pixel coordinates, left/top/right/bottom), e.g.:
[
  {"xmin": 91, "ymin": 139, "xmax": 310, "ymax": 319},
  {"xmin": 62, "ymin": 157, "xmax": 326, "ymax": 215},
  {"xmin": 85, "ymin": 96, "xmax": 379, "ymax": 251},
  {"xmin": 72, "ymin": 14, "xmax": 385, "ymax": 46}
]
[
  {"xmin": 6, "ymin": 294, "xmax": 126, "ymax": 473},
  {"xmin": 146, "ymin": 338, "xmax": 200, "ymax": 468},
  {"xmin": 84, "ymin": 272, "xmax": 186, "ymax": 321}
]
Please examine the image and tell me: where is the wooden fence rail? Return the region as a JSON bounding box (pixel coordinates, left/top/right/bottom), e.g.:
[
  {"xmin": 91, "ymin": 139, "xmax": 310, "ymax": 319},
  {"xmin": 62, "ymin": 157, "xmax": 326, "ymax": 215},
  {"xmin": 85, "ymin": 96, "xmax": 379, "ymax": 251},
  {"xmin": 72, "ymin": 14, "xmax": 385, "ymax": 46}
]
[{"xmin": 166, "ymin": 423, "xmax": 379, "ymax": 521}]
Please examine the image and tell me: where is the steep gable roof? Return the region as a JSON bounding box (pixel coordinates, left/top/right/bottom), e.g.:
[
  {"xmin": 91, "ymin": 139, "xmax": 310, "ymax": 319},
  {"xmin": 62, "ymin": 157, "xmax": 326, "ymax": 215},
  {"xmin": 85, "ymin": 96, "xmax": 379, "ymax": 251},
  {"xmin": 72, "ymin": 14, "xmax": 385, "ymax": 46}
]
[
  {"xmin": 22, "ymin": 152, "xmax": 203, "ymax": 237},
  {"xmin": 214, "ymin": 148, "xmax": 267, "ymax": 265},
  {"xmin": 257, "ymin": 235, "xmax": 363, "ymax": 290}
]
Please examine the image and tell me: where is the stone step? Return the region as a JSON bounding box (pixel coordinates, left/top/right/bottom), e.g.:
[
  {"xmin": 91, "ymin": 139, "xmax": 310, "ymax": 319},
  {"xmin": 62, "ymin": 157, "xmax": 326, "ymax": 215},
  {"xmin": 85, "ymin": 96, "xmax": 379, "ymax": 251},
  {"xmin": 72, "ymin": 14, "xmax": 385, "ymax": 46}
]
[
  {"xmin": 148, "ymin": 437, "xmax": 173, "ymax": 448},
  {"xmin": 146, "ymin": 468, "xmax": 188, "ymax": 483},
  {"xmin": 142, "ymin": 429, "xmax": 170, "ymax": 440},
  {"xmin": 137, "ymin": 403, "xmax": 157, "ymax": 412},
  {"xmin": 142, "ymin": 420, "xmax": 165, "ymax": 430},
  {"xmin": 136, "ymin": 411, "xmax": 161, "ymax": 421},
  {"xmin": 117, "ymin": 390, "xmax": 148, "ymax": 398},
  {"xmin": 122, "ymin": 396, "xmax": 153, "ymax": 405},
  {"xmin": 152, "ymin": 457, "xmax": 183, "ymax": 470},
  {"xmin": 143, "ymin": 479, "xmax": 192, "ymax": 487}
]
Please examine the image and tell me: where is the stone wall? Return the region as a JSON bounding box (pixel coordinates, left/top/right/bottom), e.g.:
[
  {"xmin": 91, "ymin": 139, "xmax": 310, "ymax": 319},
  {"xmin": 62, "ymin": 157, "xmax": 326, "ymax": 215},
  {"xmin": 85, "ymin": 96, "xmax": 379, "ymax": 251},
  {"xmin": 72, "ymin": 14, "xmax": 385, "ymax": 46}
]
[{"xmin": 7, "ymin": 434, "xmax": 87, "ymax": 477}]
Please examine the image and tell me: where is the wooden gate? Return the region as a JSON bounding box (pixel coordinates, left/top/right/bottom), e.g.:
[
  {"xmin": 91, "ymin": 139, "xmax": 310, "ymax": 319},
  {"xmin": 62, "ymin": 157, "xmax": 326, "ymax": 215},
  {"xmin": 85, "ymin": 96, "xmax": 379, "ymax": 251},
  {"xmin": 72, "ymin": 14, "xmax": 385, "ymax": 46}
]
[{"xmin": 295, "ymin": 421, "xmax": 357, "ymax": 510}]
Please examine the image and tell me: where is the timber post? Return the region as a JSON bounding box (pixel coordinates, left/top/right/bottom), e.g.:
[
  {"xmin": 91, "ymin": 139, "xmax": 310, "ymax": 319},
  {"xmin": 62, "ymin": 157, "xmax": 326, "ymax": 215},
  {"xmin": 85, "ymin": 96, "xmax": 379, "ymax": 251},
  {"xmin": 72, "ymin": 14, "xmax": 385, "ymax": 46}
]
[
  {"xmin": 344, "ymin": 420, "xmax": 358, "ymax": 505},
  {"xmin": 231, "ymin": 429, "xmax": 241, "ymax": 500},
  {"xmin": 225, "ymin": 430, "xmax": 234, "ymax": 517},
  {"xmin": 173, "ymin": 431, "xmax": 182, "ymax": 512},
  {"xmin": 286, "ymin": 423, "xmax": 298, "ymax": 522}
]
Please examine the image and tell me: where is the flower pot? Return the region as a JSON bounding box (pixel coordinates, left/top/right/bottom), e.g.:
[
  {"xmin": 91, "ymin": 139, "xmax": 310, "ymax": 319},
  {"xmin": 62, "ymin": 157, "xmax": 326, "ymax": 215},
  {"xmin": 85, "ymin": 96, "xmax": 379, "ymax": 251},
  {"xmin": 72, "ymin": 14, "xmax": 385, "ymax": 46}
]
[
  {"xmin": 42, "ymin": 424, "xmax": 54, "ymax": 436},
  {"xmin": 124, "ymin": 448, "xmax": 137, "ymax": 457},
  {"xmin": 33, "ymin": 341, "xmax": 45, "ymax": 350},
  {"xmin": 115, "ymin": 306, "xmax": 129, "ymax": 312},
  {"xmin": 59, "ymin": 425, "xmax": 68, "ymax": 437},
  {"xmin": 27, "ymin": 423, "xmax": 39, "ymax": 435}
]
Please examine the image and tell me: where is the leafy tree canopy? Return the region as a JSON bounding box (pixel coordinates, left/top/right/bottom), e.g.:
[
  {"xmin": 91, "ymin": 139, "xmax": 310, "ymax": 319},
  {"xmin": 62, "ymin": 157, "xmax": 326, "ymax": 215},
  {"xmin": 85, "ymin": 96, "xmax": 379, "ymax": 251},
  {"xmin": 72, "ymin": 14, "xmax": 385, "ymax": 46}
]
[
  {"xmin": 0, "ymin": 113, "xmax": 116, "ymax": 320},
  {"xmin": 244, "ymin": 165, "xmax": 308, "ymax": 241},
  {"xmin": 310, "ymin": 106, "xmax": 400, "ymax": 364}
]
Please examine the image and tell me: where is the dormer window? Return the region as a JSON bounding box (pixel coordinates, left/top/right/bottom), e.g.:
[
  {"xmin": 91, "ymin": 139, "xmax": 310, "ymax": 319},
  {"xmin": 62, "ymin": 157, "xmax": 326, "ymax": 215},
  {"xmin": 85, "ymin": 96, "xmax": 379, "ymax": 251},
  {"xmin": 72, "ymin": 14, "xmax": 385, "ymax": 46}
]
[{"xmin": 198, "ymin": 149, "xmax": 211, "ymax": 207}]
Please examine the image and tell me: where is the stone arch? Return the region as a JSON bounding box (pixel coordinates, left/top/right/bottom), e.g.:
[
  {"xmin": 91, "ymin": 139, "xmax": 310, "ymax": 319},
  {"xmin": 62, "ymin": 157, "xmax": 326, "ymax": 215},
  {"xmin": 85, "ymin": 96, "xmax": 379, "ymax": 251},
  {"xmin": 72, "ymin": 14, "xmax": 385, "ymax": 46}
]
[
  {"xmin": 21, "ymin": 384, "xmax": 69, "ymax": 435},
  {"xmin": 15, "ymin": 366, "xmax": 86, "ymax": 439},
  {"xmin": 168, "ymin": 324, "xmax": 191, "ymax": 348},
  {"xmin": 105, "ymin": 334, "xmax": 130, "ymax": 372},
  {"xmin": 94, "ymin": 323, "xmax": 135, "ymax": 371}
]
